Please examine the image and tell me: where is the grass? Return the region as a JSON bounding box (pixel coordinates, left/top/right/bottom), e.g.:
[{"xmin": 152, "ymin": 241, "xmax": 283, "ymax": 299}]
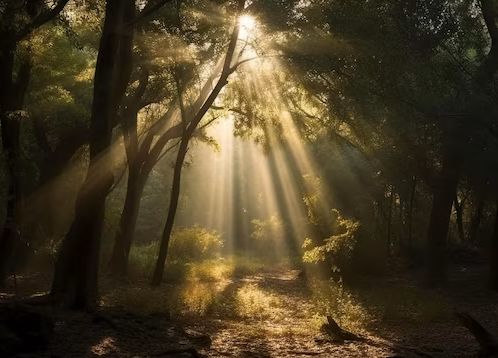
[
  {"xmin": 127, "ymin": 242, "xmax": 272, "ymax": 282},
  {"xmin": 102, "ymin": 280, "xmax": 230, "ymax": 316},
  {"xmin": 103, "ymin": 252, "xmax": 282, "ymax": 317},
  {"xmin": 235, "ymin": 283, "xmax": 282, "ymax": 320},
  {"xmin": 104, "ymin": 247, "xmax": 451, "ymax": 339},
  {"xmin": 353, "ymin": 284, "xmax": 451, "ymax": 324},
  {"xmin": 308, "ymin": 278, "xmax": 371, "ymax": 333}
]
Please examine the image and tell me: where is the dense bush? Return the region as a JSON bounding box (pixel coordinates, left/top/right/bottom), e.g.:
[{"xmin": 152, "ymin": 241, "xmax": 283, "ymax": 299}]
[
  {"xmin": 250, "ymin": 216, "xmax": 288, "ymax": 257},
  {"xmin": 169, "ymin": 225, "xmax": 224, "ymax": 261},
  {"xmin": 128, "ymin": 226, "xmax": 224, "ymax": 278},
  {"xmin": 302, "ymin": 209, "xmax": 359, "ymax": 276}
]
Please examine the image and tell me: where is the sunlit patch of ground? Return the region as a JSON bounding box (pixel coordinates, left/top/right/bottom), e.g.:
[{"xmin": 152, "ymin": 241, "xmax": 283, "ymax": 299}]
[
  {"xmin": 91, "ymin": 337, "xmax": 118, "ymax": 356},
  {"xmin": 183, "ymin": 270, "xmax": 395, "ymax": 357},
  {"xmin": 2, "ymin": 262, "xmax": 495, "ymax": 357},
  {"xmin": 102, "ymin": 265, "xmax": 458, "ymax": 356}
]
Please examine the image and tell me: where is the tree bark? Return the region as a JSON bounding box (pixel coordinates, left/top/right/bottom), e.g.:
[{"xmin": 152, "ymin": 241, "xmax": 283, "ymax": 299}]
[
  {"xmin": 489, "ymin": 197, "xmax": 498, "ymax": 290},
  {"xmin": 454, "ymin": 195, "xmax": 465, "ymax": 243},
  {"xmin": 151, "ymin": 135, "xmax": 190, "ymax": 286},
  {"xmin": 50, "ymin": 0, "xmax": 134, "ymax": 309},
  {"xmin": 151, "ymin": 0, "xmax": 246, "ymax": 286},
  {"xmin": 469, "ymin": 188, "xmax": 486, "ymax": 245},
  {"xmin": 387, "ymin": 188, "xmax": 394, "ymax": 256},
  {"xmin": 424, "ymin": 120, "xmax": 464, "ymax": 287},
  {"xmin": 407, "ymin": 176, "xmax": 417, "ymax": 248},
  {"xmin": 0, "ymin": 41, "xmax": 31, "ymax": 284},
  {"xmin": 108, "ymin": 160, "xmax": 146, "ymax": 275}
]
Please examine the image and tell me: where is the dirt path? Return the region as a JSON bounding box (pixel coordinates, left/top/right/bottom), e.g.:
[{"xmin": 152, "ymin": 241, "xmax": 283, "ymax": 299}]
[
  {"xmin": 2, "ymin": 265, "xmax": 497, "ymax": 357},
  {"xmin": 173, "ymin": 270, "xmax": 436, "ymax": 358}
]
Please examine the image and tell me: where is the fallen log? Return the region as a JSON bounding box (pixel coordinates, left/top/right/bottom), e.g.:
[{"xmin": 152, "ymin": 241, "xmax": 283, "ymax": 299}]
[
  {"xmin": 315, "ymin": 316, "xmax": 363, "ymax": 344},
  {"xmin": 316, "ymin": 315, "xmax": 441, "ymax": 357}
]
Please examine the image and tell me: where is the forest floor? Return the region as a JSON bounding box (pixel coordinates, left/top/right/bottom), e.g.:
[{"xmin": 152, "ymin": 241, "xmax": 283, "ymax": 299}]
[{"xmin": 1, "ymin": 260, "xmax": 497, "ymax": 357}]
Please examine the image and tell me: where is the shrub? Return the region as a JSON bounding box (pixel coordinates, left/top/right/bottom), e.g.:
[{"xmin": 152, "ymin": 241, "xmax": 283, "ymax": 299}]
[
  {"xmin": 250, "ymin": 216, "xmax": 288, "ymax": 257},
  {"xmin": 128, "ymin": 241, "xmax": 159, "ymax": 278},
  {"xmin": 309, "ymin": 279, "xmax": 370, "ymax": 332},
  {"xmin": 127, "ymin": 226, "xmax": 224, "ymax": 279},
  {"xmin": 302, "ymin": 209, "xmax": 359, "ymax": 274},
  {"xmin": 168, "ymin": 225, "xmax": 224, "ymax": 261}
]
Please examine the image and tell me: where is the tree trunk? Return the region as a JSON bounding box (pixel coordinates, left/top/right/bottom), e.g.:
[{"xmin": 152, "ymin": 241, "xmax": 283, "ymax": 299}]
[
  {"xmin": 407, "ymin": 176, "xmax": 417, "ymax": 248},
  {"xmin": 0, "ymin": 41, "xmax": 31, "ymax": 284},
  {"xmin": 50, "ymin": 0, "xmax": 134, "ymax": 309},
  {"xmin": 454, "ymin": 195, "xmax": 465, "ymax": 243},
  {"xmin": 151, "ymin": 0, "xmax": 246, "ymax": 286},
  {"xmin": 0, "ymin": 112, "xmax": 22, "ymax": 283},
  {"xmin": 387, "ymin": 187, "xmax": 394, "ymax": 256},
  {"xmin": 108, "ymin": 162, "xmax": 145, "ymax": 275},
  {"xmin": 489, "ymin": 198, "xmax": 498, "ymax": 290},
  {"xmin": 424, "ymin": 121, "xmax": 464, "ymax": 287},
  {"xmin": 0, "ymin": 0, "xmax": 70, "ymax": 284},
  {"xmin": 469, "ymin": 189, "xmax": 485, "ymax": 245},
  {"xmin": 151, "ymin": 137, "xmax": 189, "ymax": 287}
]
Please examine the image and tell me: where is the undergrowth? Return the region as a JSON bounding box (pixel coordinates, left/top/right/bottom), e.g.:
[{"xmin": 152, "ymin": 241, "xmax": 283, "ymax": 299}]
[
  {"xmin": 353, "ymin": 284, "xmax": 451, "ymax": 324},
  {"xmin": 103, "ymin": 249, "xmax": 450, "ymax": 338}
]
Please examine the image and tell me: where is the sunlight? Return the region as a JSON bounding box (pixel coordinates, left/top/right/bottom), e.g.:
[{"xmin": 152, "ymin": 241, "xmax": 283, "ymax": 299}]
[
  {"xmin": 239, "ymin": 14, "xmax": 256, "ymax": 39},
  {"xmin": 236, "ymin": 283, "xmax": 282, "ymax": 320},
  {"xmin": 239, "ymin": 15, "xmax": 256, "ymax": 31},
  {"xmin": 206, "ymin": 117, "xmax": 236, "ymax": 252}
]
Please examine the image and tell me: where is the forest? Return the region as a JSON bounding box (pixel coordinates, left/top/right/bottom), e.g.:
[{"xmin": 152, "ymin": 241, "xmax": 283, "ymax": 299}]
[{"xmin": 0, "ymin": 0, "xmax": 498, "ymax": 357}]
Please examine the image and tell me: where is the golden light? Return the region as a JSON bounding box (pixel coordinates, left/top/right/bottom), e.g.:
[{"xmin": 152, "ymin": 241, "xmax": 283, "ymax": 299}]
[
  {"xmin": 239, "ymin": 14, "xmax": 256, "ymax": 39},
  {"xmin": 239, "ymin": 15, "xmax": 256, "ymax": 31}
]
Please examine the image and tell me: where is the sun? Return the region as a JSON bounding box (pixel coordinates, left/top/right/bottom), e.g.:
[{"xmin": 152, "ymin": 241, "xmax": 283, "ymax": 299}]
[{"xmin": 239, "ymin": 15, "xmax": 256, "ymax": 31}]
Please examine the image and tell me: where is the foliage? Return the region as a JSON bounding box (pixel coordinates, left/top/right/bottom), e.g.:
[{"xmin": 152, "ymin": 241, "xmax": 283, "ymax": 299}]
[
  {"xmin": 309, "ymin": 279, "xmax": 370, "ymax": 333},
  {"xmin": 103, "ymin": 282, "xmax": 223, "ymax": 316},
  {"xmin": 236, "ymin": 283, "xmax": 282, "ymax": 320},
  {"xmin": 169, "ymin": 225, "xmax": 224, "ymax": 261},
  {"xmin": 301, "ymin": 212, "xmax": 358, "ymax": 264},
  {"xmin": 250, "ymin": 215, "xmax": 285, "ymax": 241},
  {"xmin": 354, "ymin": 284, "xmax": 451, "ymax": 324}
]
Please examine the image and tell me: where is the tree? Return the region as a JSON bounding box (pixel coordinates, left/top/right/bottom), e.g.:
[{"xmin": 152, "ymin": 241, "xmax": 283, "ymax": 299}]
[
  {"xmin": 50, "ymin": 0, "xmax": 136, "ymax": 308},
  {"xmin": 108, "ymin": 0, "xmax": 248, "ymax": 275},
  {"xmin": 151, "ymin": 0, "xmax": 247, "ymax": 286},
  {"xmin": 426, "ymin": 0, "xmax": 498, "ymax": 287},
  {"xmin": 0, "ymin": 0, "xmax": 70, "ymax": 284},
  {"xmin": 272, "ymin": 0, "xmax": 498, "ymax": 286}
]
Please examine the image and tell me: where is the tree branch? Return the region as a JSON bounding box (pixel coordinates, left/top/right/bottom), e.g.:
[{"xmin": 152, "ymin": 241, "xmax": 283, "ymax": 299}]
[
  {"xmin": 127, "ymin": 0, "xmax": 175, "ymax": 28},
  {"xmin": 480, "ymin": 0, "xmax": 498, "ymax": 47},
  {"xmin": 17, "ymin": 0, "xmax": 70, "ymax": 41}
]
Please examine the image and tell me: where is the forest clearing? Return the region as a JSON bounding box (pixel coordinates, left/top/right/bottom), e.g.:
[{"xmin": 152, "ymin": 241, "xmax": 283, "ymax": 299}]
[
  {"xmin": 1, "ymin": 257, "xmax": 497, "ymax": 357},
  {"xmin": 1, "ymin": 0, "xmax": 498, "ymax": 357}
]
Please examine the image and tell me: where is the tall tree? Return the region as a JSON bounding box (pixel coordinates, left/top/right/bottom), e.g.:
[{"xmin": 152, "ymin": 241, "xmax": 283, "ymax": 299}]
[
  {"xmin": 151, "ymin": 0, "xmax": 247, "ymax": 286},
  {"xmin": 0, "ymin": 0, "xmax": 70, "ymax": 284},
  {"xmin": 108, "ymin": 0, "xmax": 242, "ymax": 275},
  {"xmin": 426, "ymin": 0, "xmax": 498, "ymax": 287},
  {"xmin": 50, "ymin": 0, "xmax": 135, "ymax": 308}
]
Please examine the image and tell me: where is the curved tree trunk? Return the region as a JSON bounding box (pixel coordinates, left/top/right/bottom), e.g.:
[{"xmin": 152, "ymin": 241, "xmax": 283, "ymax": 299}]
[
  {"xmin": 151, "ymin": 137, "xmax": 189, "ymax": 286},
  {"xmin": 108, "ymin": 163, "xmax": 146, "ymax": 275},
  {"xmin": 151, "ymin": 0, "xmax": 246, "ymax": 286},
  {"xmin": 50, "ymin": 0, "xmax": 134, "ymax": 309}
]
